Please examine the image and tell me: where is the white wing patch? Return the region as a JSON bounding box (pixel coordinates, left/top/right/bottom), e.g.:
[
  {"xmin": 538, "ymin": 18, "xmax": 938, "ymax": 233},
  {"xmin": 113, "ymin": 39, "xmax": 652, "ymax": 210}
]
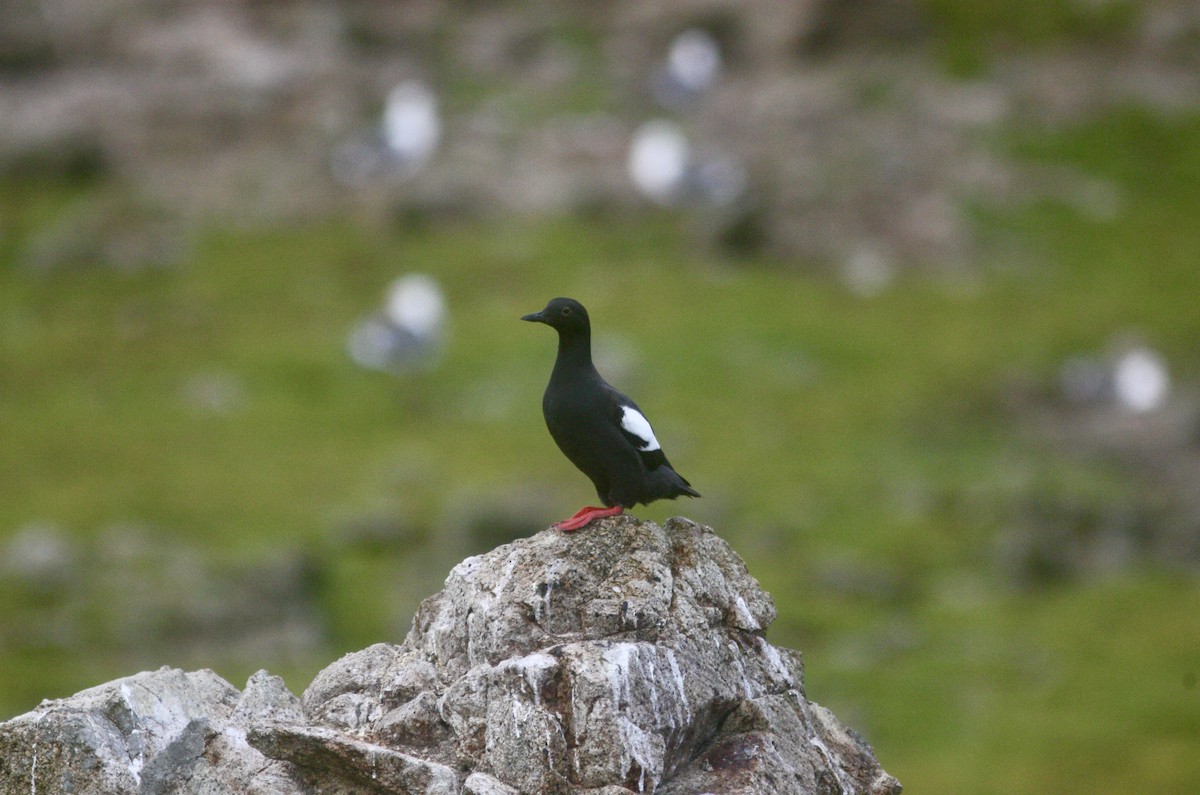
[{"xmin": 620, "ymin": 405, "xmax": 661, "ymax": 451}]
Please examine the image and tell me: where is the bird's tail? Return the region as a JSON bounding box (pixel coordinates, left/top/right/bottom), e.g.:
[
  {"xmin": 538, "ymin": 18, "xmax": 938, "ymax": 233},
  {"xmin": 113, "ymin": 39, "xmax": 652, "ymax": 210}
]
[{"xmin": 663, "ymin": 467, "xmax": 701, "ymax": 500}]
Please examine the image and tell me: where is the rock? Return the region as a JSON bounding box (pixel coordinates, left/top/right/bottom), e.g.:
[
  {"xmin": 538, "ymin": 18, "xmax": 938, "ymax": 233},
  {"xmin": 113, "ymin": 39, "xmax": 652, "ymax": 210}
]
[
  {"xmin": 0, "ymin": 667, "xmax": 301, "ymax": 794},
  {"xmin": 463, "ymin": 771, "xmax": 519, "ymax": 795},
  {"xmin": 5, "ymin": 2, "xmax": 1197, "ymax": 265},
  {"xmin": 0, "ymin": 516, "xmax": 899, "ymax": 794},
  {"xmin": 247, "ymin": 724, "xmax": 460, "ymax": 795},
  {"xmin": 0, "ymin": 525, "xmax": 325, "ymax": 679}
]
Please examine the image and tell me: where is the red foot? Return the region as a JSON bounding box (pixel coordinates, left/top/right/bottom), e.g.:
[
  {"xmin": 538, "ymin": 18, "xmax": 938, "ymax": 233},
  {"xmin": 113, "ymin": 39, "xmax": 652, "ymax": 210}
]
[{"xmin": 553, "ymin": 505, "xmax": 624, "ymax": 532}]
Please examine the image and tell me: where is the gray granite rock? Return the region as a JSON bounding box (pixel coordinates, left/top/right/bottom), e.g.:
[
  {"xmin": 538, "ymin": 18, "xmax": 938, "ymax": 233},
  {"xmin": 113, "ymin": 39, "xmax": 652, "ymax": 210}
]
[
  {"xmin": 0, "ymin": 516, "xmax": 900, "ymax": 794},
  {"xmin": 0, "ymin": 667, "xmax": 302, "ymax": 794}
]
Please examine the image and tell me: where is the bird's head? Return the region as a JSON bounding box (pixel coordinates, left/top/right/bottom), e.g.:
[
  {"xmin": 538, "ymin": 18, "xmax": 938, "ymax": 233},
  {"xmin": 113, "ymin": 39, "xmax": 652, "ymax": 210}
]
[{"xmin": 521, "ymin": 297, "xmax": 590, "ymax": 334}]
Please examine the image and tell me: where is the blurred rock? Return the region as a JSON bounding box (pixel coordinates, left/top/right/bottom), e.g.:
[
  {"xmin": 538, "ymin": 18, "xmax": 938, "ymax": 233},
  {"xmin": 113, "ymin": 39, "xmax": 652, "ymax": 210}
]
[
  {"xmin": 2, "ymin": 0, "xmax": 1196, "ymax": 265},
  {"xmin": 841, "ymin": 247, "xmax": 897, "ymax": 297},
  {"xmin": 0, "ymin": 516, "xmax": 900, "ymax": 794},
  {"xmin": 996, "ymin": 496, "xmax": 1160, "ymax": 586},
  {"xmin": 1059, "ymin": 355, "xmax": 1109, "ymax": 405},
  {"xmin": 813, "ymin": 555, "xmax": 908, "ymax": 604},
  {"xmin": 180, "ymin": 371, "xmax": 246, "ymax": 415},
  {"xmin": 0, "ymin": 523, "xmax": 78, "ymax": 591},
  {"xmin": 438, "ymin": 486, "xmax": 553, "ymax": 556},
  {"xmin": 1004, "ymin": 343, "xmax": 1200, "ymax": 584},
  {"xmin": 0, "ymin": 525, "xmax": 324, "ymax": 671},
  {"xmin": 17, "ymin": 199, "xmax": 188, "ymax": 273}
]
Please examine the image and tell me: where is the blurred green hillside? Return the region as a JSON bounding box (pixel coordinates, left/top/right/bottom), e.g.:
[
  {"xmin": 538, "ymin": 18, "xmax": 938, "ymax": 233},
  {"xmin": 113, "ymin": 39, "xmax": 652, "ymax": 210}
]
[{"xmin": 3, "ymin": 106, "xmax": 1199, "ymax": 792}]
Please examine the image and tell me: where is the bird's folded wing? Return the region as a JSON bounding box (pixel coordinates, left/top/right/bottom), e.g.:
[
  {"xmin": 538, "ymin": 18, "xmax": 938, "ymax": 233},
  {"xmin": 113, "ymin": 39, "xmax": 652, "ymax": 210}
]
[
  {"xmin": 618, "ymin": 403, "xmax": 661, "ymax": 451},
  {"xmin": 610, "ymin": 398, "xmax": 672, "ymax": 471}
]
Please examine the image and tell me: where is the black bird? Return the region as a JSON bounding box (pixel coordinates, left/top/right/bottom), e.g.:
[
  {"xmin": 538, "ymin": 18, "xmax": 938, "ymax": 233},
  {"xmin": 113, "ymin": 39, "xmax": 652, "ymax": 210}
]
[{"xmin": 522, "ymin": 297, "xmax": 700, "ymax": 531}]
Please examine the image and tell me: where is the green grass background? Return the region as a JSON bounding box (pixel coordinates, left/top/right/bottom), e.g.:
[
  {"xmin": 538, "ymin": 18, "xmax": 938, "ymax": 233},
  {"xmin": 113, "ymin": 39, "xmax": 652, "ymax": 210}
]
[{"xmin": 2, "ymin": 100, "xmax": 1199, "ymax": 795}]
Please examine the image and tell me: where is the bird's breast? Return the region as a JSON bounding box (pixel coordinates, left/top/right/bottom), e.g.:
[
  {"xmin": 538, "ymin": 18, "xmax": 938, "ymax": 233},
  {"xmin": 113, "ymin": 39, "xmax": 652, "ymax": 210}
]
[{"xmin": 542, "ymin": 382, "xmax": 608, "ymax": 450}]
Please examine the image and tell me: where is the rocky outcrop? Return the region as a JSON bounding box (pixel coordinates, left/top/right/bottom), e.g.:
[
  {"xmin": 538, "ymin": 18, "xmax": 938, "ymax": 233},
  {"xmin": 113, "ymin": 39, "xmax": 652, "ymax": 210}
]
[
  {"xmin": 0, "ymin": 516, "xmax": 899, "ymax": 794},
  {"xmin": 0, "ymin": 668, "xmax": 304, "ymax": 794}
]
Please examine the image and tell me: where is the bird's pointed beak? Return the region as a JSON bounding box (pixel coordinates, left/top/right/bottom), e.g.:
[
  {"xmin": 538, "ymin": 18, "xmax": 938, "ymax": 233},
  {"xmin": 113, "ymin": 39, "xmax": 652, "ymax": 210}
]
[{"xmin": 521, "ymin": 310, "xmax": 548, "ymax": 323}]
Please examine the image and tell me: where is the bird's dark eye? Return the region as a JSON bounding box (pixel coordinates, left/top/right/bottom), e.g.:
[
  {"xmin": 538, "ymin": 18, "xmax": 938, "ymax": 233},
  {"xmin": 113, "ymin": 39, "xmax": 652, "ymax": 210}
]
[{"xmin": 561, "ymin": 306, "xmax": 572, "ymax": 315}]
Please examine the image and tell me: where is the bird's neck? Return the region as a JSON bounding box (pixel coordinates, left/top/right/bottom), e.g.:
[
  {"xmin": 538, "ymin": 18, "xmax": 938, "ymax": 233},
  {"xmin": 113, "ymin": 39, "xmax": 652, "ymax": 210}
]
[{"xmin": 552, "ymin": 330, "xmax": 595, "ymax": 379}]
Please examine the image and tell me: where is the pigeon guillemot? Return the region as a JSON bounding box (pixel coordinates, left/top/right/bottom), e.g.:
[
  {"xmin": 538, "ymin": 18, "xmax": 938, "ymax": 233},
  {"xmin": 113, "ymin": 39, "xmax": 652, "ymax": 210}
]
[{"xmin": 522, "ymin": 297, "xmax": 700, "ymax": 532}]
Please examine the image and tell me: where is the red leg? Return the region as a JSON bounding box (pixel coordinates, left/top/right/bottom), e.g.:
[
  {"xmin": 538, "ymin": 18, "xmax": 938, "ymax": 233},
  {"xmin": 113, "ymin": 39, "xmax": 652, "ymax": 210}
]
[
  {"xmin": 563, "ymin": 505, "xmax": 606, "ymax": 521},
  {"xmin": 553, "ymin": 505, "xmax": 624, "ymax": 532}
]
